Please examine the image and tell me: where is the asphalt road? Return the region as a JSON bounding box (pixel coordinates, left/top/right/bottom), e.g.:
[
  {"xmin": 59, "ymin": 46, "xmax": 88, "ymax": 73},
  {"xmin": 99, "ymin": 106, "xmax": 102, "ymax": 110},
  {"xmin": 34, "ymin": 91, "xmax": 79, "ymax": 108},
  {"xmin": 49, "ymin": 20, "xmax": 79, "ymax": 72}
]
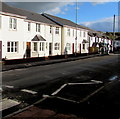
[{"xmin": 2, "ymin": 54, "xmax": 120, "ymax": 90}]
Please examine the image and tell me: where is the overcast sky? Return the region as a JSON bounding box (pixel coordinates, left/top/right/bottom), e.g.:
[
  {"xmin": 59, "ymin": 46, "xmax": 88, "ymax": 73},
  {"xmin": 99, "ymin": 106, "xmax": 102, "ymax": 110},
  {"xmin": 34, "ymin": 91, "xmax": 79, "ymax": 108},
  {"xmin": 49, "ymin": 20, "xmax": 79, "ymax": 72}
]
[{"xmin": 5, "ymin": 1, "xmax": 119, "ymax": 32}]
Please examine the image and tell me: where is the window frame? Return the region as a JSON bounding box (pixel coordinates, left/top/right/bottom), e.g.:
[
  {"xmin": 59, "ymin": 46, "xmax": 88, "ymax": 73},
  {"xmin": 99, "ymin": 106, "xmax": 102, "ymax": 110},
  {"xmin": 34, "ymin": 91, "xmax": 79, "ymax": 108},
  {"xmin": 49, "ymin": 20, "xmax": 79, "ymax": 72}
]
[
  {"xmin": 55, "ymin": 27, "xmax": 59, "ymax": 34},
  {"xmin": 7, "ymin": 41, "xmax": 18, "ymax": 53},
  {"xmin": 9, "ymin": 18, "xmax": 17, "ymax": 30},
  {"xmin": 54, "ymin": 43, "xmax": 60, "ymax": 50},
  {"xmin": 83, "ymin": 31, "xmax": 86, "ymax": 37},
  {"xmin": 36, "ymin": 23, "xmax": 40, "ymax": 32},
  {"xmin": 50, "ymin": 26, "xmax": 52, "ymax": 34},
  {"xmin": 0, "ymin": 16, "xmax": 1, "ymax": 29},
  {"xmin": 67, "ymin": 28, "xmax": 70, "ymax": 36},
  {"xmin": 73, "ymin": 29, "xmax": 74, "ymax": 36},
  {"xmin": 83, "ymin": 44, "xmax": 85, "ymax": 50},
  {"xmin": 33, "ymin": 42, "xmax": 38, "ymax": 52},
  {"xmin": 28, "ymin": 22, "xmax": 31, "ymax": 31},
  {"xmin": 66, "ymin": 43, "xmax": 71, "ymax": 51},
  {"xmin": 40, "ymin": 42, "xmax": 45, "ymax": 51},
  {"xmin": 80, "ymin": 31, "xmax": 81, "ymax": 37}
]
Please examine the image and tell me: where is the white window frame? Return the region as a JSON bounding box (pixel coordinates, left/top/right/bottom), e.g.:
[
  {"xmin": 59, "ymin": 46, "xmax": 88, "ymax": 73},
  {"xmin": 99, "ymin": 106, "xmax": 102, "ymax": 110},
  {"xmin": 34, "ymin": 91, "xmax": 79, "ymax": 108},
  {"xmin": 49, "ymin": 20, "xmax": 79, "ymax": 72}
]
[
  {"xmin": 83, "ymin": 43, "xmax": 85, "ymax": 50},
  {"xmin": 83, "ymin": 32, "xmax": 86, "ymax": 37},
  {"xmin": 9, "ymin": 18, "xmax": 17, "ymax": 30},
  {"xmin": 73, "ymin": 29, "xmax": 74, "ymax": 36},
  {"xmin": 55, "ymin": 27, "xmax": 59, "ymax": 34},
  {"xmin": 50, "ymin": 26, "xmax": 52, "ymax": 34},
  {"xmin": 36, "ymin": 23, "xmax": 40, "ymax": 32},
  {"xmin": 66, "ymin": 43, "xmax": 71, "ymax": 51},
  {"xmin": 67, "ymin": 28, "xmax": 70, "ymax": 36},
  {"xmin": 33, "ymin": 42, "xmax": 38, "ymax": 52},
  {"xmin": 54, "ymin": 43, "xmax": 60, "ymax": 50},
  {"xmin": 40, "ymin": 42, "xmax": 45, "ymax": 51},
  {"xmin": 7, "ymin": 41, "xmax": 18, "ymax": 53},
  {"xmin": 28, "ymin": 22, "xmax": 31, "ymax": 31},
  {"xmin": 0, "ymin": 16, "xmax": 1, "ymax": 29},
  {"xmin": 80, "ymin": 31, "xmax": 81, "ymax": 37}
]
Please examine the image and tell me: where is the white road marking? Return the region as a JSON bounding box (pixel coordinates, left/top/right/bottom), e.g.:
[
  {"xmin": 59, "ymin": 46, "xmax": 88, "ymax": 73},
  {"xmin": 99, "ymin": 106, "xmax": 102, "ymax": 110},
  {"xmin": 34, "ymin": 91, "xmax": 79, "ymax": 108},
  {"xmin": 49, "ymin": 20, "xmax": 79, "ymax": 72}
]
[
  {"xmin": 91, "ymin": 80, "xmax": 103, "ymax": 84},
  {"xmin": 61, "ymin": 71, "xmax": 70, "ymax": 75},
  {"xmin": 68, "ymin": 82, "xmax": 96, "ymax": 85},
  {"xmin": 21, "ymin": 89, "xmax": 37, "ymax": 95},
  {"xmin": 4, "ymin": 85, "xmax": 14, "ymax": 89},
  {"xmin": 51, "ymin": 84, "xmax": 67, "ymax": 96}
]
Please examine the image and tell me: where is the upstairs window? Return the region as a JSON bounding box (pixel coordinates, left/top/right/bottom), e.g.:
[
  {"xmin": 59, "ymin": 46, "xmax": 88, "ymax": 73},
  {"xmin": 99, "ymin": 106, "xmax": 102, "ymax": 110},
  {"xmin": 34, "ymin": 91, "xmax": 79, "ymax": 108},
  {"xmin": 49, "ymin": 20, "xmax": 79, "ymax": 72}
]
[
  {"xmin": 54, "ymin": 43, "xmax": 60, "ymax": 50},
  {"xmin": 55, "ymin": 27, "xmax": 59, "ymax": 34},
  {"xmin": 50, "ymin": 26, "xmax": 52, "ymax": 33},
  {"xmin": 9, "ymin": 18, "xmax": 17, "ymax": 30},
  {"xmin": 83, "ymin": 32, "xmax": 86, "ymax": 37},
  {"xmin": 67, "ymin": 28, "xmax": 70, "ymax": 36},
  {"xmin": 7, "ymin": 41, "xmax": 18, "ymax": 52},
  {"xmin": 36, "ymin": 23, "xmax": 40, "ymax": 32},
  {"xmin": 73, "ymin": 29, "xmax": 74, "ymax": 36},
  {"xmin": 0, "ymin": 16, "xmax": 1, "ymax": 28},
  {"xmin": 80, "ymin": 31, "xmax": 81, "ymax": 37},
  {"xmin": 28, "ymin": 22, "xmax": 31, "ymax": 31}
]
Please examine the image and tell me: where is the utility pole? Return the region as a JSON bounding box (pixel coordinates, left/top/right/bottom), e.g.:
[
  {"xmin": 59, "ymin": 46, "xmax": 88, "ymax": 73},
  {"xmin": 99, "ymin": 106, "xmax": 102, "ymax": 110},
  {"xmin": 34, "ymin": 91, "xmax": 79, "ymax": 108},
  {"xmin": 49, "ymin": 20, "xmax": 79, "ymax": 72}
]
[
  {"xmin": 113, "ymin": 14, "xmax": 115, "ymax": 52},
  {"xmin": 75, "ymin": 0, "xmax": 78, "ymax": 56},
  {"xmin": 113, "ymin": 14, "xmax": 115, "ymax": 37}
]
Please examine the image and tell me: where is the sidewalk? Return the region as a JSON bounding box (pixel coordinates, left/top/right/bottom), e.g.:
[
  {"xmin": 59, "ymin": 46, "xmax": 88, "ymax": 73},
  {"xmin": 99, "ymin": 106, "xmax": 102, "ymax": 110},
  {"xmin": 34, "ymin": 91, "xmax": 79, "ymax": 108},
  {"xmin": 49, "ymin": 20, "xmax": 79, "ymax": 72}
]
[
  {"xmin": 2, "ymin": 54, "xmax": 107, "ymax": 72},
  {"xmin": 5, "ymin": 106, "xmax": 82, "ymax": 119}
]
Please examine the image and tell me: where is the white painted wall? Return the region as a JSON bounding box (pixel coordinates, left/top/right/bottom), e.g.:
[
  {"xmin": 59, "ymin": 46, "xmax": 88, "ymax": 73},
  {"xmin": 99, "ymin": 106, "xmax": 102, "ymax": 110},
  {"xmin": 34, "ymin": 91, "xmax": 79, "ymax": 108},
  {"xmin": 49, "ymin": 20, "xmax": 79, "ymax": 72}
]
[
  {"xmin": 61, "ymin": 27, "xmax": 88, "ymax": 55},
  {"xmin": 1, "ymin": 14, "xmax": 25, "ymax": 59},
  {"xmin": 0, "ymin": 13, "xmax": 61, "ymax": 59}
]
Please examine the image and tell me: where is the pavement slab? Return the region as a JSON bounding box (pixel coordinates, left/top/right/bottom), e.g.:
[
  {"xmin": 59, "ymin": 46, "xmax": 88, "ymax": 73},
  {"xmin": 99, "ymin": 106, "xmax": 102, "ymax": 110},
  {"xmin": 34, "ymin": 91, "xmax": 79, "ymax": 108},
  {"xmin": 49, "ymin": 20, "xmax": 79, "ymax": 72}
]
[
  {"xmin": 0, "ymin": 98, "xmax": 20, "ymax": 112},
  {"xmin": 13, "ymin": 106, "xmax": 56, "ymax": 118}
]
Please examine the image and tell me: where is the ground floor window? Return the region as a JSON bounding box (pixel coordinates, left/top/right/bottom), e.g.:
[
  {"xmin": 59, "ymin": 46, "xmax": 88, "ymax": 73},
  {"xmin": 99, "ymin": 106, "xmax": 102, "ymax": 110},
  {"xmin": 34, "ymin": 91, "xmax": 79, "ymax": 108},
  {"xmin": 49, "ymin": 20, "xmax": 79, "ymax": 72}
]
[
  {"xmin": 54, "ymin": 43, "xmax": 60, "ymax": 50},
  {"xmin": 83, "ymin": 44, "xmax": 85, "ymax": 50},
  {"xmin": 40, "ymin": 42, "xmax": 45, "ymax": 51},
  {"xmin": 66, "ymin": 43, "xmax": 71, "ymax": 51},
  {"xmin": 33, "ymin": 42, "xmax": 45, "ymax": 52},
  {"xmin": 7, "ymin": 41, "xmax": 18, "ymax": 52},
  {"xmin": 33, "ymin": 42, "xmax": 37, "ymax": 51}
]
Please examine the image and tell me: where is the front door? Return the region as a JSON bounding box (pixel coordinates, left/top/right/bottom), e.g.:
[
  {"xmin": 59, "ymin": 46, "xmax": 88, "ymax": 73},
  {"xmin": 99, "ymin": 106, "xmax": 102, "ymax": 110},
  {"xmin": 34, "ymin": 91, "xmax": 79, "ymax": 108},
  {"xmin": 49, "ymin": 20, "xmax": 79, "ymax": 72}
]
[
  {"xmin": 26, "ymin": 42, "xmax": 31, "ymax": 58},
  {"xmin": 0, "ymin": 41, "xmax": 2, "ymax": 60},
  {"xmin": 79, "ymin": 44, "xmax": 81, "ymax": 54},
  {"xmin": 49, "ymin": 43, "xmax": 52, "ymax": 56},
  {"xmin": 72, "ymin": 43, "xmax": 74, "ymax": 54}
]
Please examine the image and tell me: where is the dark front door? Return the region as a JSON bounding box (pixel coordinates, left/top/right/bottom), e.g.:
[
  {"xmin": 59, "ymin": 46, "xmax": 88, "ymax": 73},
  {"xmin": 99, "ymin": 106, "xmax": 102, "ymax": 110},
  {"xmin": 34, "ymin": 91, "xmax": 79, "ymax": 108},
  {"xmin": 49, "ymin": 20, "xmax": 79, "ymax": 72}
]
[
  {"xmin": 72, "ymin": 43, "xmax": 74, "ymax": 54},
  {"xmin": 79, "ymin": 44, "xmax": 81, "ymax": 54},
  {"xmin": 49, "ymin": 43, "xmax": 52, "ymax": 55},
  {"xmin": 26, "ymin": 42, "xmax": 31, "ymax": 58},
  {"xmin": 0, "ymin": 41, "xmax": 2, "ymax": 60}
]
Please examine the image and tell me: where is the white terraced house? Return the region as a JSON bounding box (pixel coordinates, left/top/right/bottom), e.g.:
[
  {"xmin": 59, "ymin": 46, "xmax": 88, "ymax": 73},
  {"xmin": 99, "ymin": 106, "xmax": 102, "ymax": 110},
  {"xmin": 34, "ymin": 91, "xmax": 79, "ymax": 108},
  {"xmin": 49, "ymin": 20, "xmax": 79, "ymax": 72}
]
[
  {"xmin": 0, "ymin": 2, "xmax": 112, "ymax": 60},
  {"xmin": 0, "ymin": 3, "xmax": 61, "ymax": 60},
  {"xmin": 88, "ymin": 30, "xmax": 113, "ymax": 53},
  {"xmin": 42, "ymin": 13, "xmax": 89, "ymax": 55}
]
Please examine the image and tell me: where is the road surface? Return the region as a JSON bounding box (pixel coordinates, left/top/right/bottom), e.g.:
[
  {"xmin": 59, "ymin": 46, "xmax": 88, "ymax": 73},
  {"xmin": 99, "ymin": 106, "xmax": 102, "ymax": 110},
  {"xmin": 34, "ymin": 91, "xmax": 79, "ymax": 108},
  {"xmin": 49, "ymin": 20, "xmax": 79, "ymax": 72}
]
[{"xmin": 2, "ymin": 54, "xmax": 120, "ymax": 89}]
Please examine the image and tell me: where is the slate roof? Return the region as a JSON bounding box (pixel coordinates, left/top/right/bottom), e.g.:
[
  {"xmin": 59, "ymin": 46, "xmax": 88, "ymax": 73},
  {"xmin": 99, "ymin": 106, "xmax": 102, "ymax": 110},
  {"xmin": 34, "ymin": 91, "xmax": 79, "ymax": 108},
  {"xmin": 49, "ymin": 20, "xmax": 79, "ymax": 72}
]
[
  {"xmin": 42, "ymin": 13, "xmax": 89, "ymax": 30},
  {"xmin": 32, "ymin": 35, "xmax": 46, "ymax": 41},
  {"xmin": 1, "ymin": 2, "xmax": 60, "ymax": 26}
]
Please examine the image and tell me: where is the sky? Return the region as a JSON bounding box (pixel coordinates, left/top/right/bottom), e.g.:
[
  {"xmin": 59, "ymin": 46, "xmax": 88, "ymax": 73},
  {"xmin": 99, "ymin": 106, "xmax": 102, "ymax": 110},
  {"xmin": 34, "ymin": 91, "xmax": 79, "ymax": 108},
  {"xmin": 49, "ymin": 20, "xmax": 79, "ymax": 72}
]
[{"xmin": 5, "ymin": 1, "xmax": 119, "ymax": 32}]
